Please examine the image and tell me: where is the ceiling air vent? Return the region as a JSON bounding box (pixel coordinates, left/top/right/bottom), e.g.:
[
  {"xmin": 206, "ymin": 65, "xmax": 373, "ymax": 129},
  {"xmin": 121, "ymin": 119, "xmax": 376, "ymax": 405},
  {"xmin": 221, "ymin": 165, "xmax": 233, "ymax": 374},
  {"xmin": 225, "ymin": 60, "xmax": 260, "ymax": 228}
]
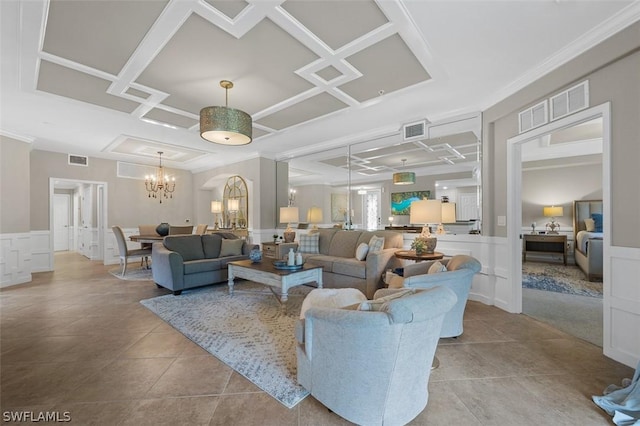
[
  {"xmin": 68, "ymin": 154, "xmax": 88, "ymax": 167},
  {"xmin": 403, "ymin": 120, "xmax": 427, "ymax": 141},
  {"xmin": 518, "ymin": 100, "xmax": 548, "ymax": 134},
  {"xmin": 550, "ymin": 80, "xmax": 589, "ymax": 122}
]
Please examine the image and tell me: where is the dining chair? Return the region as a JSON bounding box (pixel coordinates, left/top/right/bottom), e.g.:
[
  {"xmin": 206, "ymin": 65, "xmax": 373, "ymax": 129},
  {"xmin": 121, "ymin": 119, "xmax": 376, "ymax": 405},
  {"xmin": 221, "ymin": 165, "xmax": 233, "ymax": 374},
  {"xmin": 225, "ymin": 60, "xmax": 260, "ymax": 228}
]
[
  {"xmin": 195, "ymin": 224, "xmax": 208, "ymax": 235},
  {"xmin": 112, "ymin": 226, "xmax": 152, "ymax": 276},
  {"xmin": 138, "ymin": 224, "xmax": 159, "ymax": 250},
  {"xmin": 168, "ymin": 225, "xmax": 194, "ymax": 235}
]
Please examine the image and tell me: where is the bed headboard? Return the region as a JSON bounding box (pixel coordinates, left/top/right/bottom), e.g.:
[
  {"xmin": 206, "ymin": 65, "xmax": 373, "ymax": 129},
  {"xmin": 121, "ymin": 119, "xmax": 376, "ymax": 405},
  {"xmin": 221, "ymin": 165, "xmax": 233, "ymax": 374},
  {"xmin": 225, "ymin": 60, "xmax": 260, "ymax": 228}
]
[{"xmin": 573, "ymin": 199, "xmax": 603, "ymax": 239}]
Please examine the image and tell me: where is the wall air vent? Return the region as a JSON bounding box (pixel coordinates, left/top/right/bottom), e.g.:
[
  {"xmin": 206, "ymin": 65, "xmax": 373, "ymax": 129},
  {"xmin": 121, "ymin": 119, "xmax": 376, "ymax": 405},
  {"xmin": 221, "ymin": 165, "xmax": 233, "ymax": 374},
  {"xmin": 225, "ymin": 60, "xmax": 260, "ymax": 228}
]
[
  {"xmin": 518, "ymin": 100, "xmax": 548, "ymax": 134},
  {"xmin": 550, "ymin": 80, "xmax": 589, "ymax": 122},
  {"xmin": 403, "ymin": 120, "xmax": 427, "ymax": 141},
  {"xmin": 68, "ymin": 154, "xmax": 88, "ymax": 167}
]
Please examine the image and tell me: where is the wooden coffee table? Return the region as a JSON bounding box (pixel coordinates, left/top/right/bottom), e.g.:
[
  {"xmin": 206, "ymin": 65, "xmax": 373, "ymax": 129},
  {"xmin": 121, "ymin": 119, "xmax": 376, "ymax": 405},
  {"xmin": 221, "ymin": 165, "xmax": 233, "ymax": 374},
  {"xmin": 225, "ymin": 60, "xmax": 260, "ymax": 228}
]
[
  {"xmin": 394, "ymin": 250, "xmax": 444, "ymax": 262},
  {"xmin": 227, "ymin": 259, "xmax": 323, "ymax": 305}
]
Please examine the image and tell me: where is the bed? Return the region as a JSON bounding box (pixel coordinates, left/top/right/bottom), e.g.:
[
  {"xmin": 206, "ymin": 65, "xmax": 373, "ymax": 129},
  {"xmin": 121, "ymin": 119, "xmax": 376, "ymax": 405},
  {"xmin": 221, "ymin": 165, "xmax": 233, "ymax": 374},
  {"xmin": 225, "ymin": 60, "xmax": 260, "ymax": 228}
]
[{"xmin": 573, "ymin": 199, "xmax": 603, "ymax": 281}]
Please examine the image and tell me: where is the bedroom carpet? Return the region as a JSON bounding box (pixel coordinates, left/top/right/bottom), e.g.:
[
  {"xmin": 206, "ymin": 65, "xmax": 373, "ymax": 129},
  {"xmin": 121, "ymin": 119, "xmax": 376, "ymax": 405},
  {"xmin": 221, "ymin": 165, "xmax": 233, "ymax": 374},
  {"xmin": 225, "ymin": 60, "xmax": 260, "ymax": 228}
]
[
  {"xmin": 140, "ymin": 282, "xmax": 312, "ymax": 408},
  {"xmin": 522, "ymin": 261, "xmax": 602, "ymax": 298}
]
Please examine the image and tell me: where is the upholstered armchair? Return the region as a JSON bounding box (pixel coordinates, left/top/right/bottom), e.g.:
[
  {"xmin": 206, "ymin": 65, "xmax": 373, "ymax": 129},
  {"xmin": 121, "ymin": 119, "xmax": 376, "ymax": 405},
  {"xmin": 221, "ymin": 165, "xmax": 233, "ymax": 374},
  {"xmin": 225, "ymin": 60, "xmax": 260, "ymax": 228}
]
[
  {"xmin": 296, "ymin": 286, "xmax": 457, "ymax": 426},
  {"xmin": 396, "ymin": 255, "xmax": 481, "ymax": 338}
]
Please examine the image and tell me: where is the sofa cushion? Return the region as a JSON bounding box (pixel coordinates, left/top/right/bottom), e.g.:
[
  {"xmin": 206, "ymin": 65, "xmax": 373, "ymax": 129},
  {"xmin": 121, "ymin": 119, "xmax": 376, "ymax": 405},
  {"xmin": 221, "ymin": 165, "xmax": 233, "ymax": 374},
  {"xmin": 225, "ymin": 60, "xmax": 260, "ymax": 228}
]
[
  {"xmin": 303, "ymin": 255, "xmax": 334, "ymax": 271},
  {"xmin": 299, "ymin": 288, "xmax": 367, "ymax": 319},
  {"xmin": 163, "ymin": 235, "xmax": 205, "ymax": 261},
  {"xmin": 368, "ymin": 235, "xmax": 385, "ymax": 253},
  {"xmin": 332, "ymin": 258, "xmax": 366, "ymax": 279},
  {"xmin": 328, "ymin": 231, "xmax": 361, "ymax": 258},
  {"xmin": 218, "ymin": 255, "xmax": 250, "ymax": 267},
  {"xmin": 317, "ymin": 228, "xmax": 339, "ymax": 255},
  {"xmin": 358, "ymin": 288, "xmax": 416, "ymax": 311},
  {"xmin": 220, "ymin": 238, "xmax": 244, "ymax": 256},
  {"xmin": 428, "ymin": 261, "xmax": 447, "ymax": 274},
  {"xmin": 299, "ymin": 233, "xmax": 320, "ymax": 254},
  {"xmin": 357, "ymin": 230, "xmax": 403, "ymax": 250},
  {"xmin": 355, "ymin": 243, "xmax": 369, "ymax": 261},
  {"xmin": 184, "ymin": 258, "xmax": 222, "ymax": 275},
  {"xmin": 201, "ymin": 234, "xmax": 223, "ymax": 258}
]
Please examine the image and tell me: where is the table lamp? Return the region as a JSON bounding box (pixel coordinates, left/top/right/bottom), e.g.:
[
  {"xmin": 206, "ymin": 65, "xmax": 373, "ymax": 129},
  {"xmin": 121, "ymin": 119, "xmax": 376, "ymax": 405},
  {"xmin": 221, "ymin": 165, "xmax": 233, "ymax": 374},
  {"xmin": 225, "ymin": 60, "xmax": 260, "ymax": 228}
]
[
  {"xmin": 228, "ymin": 198, "xmax": 240, "ymax": 230},
  {"xmin": 280, "ymin": 206, "xmax": 299, "ymax": 242},
  {"xmin": 437, "ymin": 202, "xmax": 456, "ymax": 235},
  {"xmin": 410, "ymin": 199, "xmax": 442, "ymax": 253},
  {"xmin": 544, "ymin": 205, "xmax": 563, "ymax": 234},
  {"xmin": 307, "ymin": 206, "xmax": 323, "ymax": 232},
  {"xmin": 211, "ymin": 200, "xmax": 222, "ymax": 230}
]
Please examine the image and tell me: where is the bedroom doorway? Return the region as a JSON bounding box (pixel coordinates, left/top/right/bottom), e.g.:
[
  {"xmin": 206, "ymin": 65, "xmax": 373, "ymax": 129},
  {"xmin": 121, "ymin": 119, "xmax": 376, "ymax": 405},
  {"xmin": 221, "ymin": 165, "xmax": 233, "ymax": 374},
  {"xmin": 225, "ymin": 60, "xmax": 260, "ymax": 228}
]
[
  {"xmin": 519, "ymin": 119, "xmax": 603, "ymax": 346},
  {"xmin": 506, "ymin": 102, "xmax": 611, "ymax": 351}
]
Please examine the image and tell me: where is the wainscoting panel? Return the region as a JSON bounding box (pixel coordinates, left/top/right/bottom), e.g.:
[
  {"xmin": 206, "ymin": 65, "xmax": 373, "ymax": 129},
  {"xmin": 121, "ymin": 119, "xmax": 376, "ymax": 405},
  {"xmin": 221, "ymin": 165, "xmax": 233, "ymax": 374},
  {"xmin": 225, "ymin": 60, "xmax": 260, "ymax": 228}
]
[
  {"xmin": 605, "ymin": 246, "xmax": 640, "ymax": 367},
  {"xmin": 31, "ymin": 230, "xmax": 53, "ymax": 273},
  {"xmin": 0, "ymin": 233, "xmax": 32, "ymax": 288}
]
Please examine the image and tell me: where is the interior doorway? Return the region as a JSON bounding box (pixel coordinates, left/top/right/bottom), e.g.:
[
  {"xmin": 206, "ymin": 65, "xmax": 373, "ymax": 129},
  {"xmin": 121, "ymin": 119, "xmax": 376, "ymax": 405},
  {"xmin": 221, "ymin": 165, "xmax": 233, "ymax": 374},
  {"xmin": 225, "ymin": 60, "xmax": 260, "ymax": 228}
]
[
  {"xmin": 506, "ymin": 102, "xmax": 611, "ymax": 351},
  {"xmin": 519, "ymin": 119, "xmax": 603, "ymax": 345},
  {"xmin": 49, "ymin": 178, "xmax": 108, "ymax": 268}
]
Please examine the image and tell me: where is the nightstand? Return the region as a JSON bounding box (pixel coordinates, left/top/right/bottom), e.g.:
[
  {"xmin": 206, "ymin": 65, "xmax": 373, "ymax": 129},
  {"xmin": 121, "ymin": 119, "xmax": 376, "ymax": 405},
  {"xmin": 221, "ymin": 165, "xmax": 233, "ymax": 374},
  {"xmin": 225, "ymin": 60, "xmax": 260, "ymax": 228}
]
[
  {"xmin": 522, "ymin": 234, "xmax": 567, "ymax": 265},
  {"xmin": 261, "ymin": 242, "xmax": 299, "ymax": 260}
]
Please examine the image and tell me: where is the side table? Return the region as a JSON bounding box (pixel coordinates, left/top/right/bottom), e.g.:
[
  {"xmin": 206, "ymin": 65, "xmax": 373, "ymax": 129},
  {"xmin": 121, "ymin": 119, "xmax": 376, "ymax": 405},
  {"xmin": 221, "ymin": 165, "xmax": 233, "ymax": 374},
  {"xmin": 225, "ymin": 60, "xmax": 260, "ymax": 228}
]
[
  {"xmin": 261, "ymin": 242, "xmax": 298, "ymax": 260},
  {"xmin": 394, "ymin": 250, "xmax": 444, "ymax": 262}
]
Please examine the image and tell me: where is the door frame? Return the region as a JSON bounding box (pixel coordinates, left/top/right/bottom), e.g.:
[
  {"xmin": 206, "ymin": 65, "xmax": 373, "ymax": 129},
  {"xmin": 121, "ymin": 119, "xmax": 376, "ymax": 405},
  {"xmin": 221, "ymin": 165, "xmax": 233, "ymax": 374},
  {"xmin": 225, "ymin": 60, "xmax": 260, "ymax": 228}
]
[
  {"xmin": 506, "ymin": 102, "xmax": 610, "ymax": 346},
  {"xmin": 49, "ymin": 178, "xmax": 108, "ymax": 265}
]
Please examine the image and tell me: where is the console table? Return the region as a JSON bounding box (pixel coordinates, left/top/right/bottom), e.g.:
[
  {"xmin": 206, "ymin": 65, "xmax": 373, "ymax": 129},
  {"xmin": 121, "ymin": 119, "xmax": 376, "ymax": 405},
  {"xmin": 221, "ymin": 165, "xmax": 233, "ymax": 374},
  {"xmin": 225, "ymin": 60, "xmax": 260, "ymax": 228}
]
[{"xmin": 522, "ymin": 234, "xmax": 567, "ymax": 265}]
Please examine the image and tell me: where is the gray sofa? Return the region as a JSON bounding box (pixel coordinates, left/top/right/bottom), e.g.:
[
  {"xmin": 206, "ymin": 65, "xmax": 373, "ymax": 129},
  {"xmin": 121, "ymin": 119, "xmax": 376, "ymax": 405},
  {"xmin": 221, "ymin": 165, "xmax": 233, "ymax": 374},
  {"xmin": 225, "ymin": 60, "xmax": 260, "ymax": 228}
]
[
  {"xmin": 299, "ymin": 229, "xmax": 404, "ymax": 299},
  {"xmin": 152, "ymin": 233, "xmax": 256, "ymax": 295}
]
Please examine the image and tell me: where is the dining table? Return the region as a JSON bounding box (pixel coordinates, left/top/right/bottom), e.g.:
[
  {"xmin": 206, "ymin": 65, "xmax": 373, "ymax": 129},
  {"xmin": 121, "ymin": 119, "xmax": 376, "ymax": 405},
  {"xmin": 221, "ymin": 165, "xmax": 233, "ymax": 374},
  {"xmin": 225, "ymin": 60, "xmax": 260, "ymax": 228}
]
[{"xmin": 129, "ymin": 234, "xmax": 164, "ymax": 244}]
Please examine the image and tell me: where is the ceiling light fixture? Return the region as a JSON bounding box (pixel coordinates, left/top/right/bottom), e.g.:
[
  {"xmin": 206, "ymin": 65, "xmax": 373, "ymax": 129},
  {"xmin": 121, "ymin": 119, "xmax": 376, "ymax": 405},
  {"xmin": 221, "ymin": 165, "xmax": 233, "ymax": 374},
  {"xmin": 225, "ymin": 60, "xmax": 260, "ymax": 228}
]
[
  {"xmin": 393, "ymin": 159, "xmax": 415, "ymax": 185},
  {"xmin": 145, "ymin": 151, "xmax": 175, "ymax": 203},
  {"xmin": 200, "ymin": 80, "xmax": 252, "ymax": 146}
]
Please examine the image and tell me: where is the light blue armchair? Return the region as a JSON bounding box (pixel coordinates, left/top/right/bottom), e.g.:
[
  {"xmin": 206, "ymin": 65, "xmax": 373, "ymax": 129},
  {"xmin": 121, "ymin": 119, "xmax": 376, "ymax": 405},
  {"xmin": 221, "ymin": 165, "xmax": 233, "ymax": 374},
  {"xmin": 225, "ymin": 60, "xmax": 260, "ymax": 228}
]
[
  {"xmin": 296, "ymin": 286, "xmax": 457, "ymax": 426},
  {"xmin": 399, "ymin": 255, "xmax": 481, "ymax": 338}
]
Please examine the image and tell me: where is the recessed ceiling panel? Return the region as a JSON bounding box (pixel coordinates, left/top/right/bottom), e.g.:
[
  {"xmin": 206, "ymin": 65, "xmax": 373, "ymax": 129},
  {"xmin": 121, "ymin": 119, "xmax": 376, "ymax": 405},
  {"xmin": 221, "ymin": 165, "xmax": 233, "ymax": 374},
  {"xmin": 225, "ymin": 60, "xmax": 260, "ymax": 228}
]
[
  {"xmin": 109, "ymin": 136, "xmax": 206, "ymax": 162},
  {"xmin": 205, "ymin": 0, "xmax": 249, "ymax": 19},
  {"xmin": 143, "ymin": 108, "xmax": 199, "ymax": 129},
  {"xmin": 316, "ymin": 65, "xmax": 343, "ymax": 82},
  {"xmin": 339, "ymin": 34, "xmax": 431, "ymax": 102},
  {"xmin": 42, "ymin": 0, "xmax": 169, "ymax": 75},
  {"xmin": 125, "ymin": 87, "xmax": 151, "ymax": 99},
  {"xmin": 256, "ymin": 92, "xmax": 348, "ymax": 130},
  {"xmin": 37, "ymin": 60, "xmax": 139, "ymax": 113},
  {"xmin": 282, "ymin": 0, "xmax": 388, "ymax": 50},
  {"xmin": 136, "ymin": 15, "xmax": 317, "ymax": 115}
]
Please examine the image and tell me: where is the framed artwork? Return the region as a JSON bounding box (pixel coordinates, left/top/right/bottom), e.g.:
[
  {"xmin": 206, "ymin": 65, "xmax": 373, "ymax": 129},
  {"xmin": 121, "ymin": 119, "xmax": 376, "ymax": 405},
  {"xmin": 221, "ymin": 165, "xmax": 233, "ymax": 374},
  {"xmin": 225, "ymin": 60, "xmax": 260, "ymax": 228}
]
[
  {"xmin": 331, "ymin": 193, "xmax": 348, "ymax": 222},
  {"xmin": 391, "ymin": 191, "xmax": 431, "ymax": 215}
]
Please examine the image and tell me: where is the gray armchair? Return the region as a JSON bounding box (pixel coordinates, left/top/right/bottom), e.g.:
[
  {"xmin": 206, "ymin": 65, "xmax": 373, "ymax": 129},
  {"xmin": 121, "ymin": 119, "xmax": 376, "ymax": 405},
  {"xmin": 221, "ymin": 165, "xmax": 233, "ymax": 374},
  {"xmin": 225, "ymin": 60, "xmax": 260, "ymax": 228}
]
[
  {"xmin": 399, "ymin": 255, "xmax": 481, "ymax": 338},
  {"xmin": 296, "ymin": 286, "xmax": 457, "ymax": 426},
  {"xmin": 112, "ymin": 226, "xmax": 152, "ymax": 276}
]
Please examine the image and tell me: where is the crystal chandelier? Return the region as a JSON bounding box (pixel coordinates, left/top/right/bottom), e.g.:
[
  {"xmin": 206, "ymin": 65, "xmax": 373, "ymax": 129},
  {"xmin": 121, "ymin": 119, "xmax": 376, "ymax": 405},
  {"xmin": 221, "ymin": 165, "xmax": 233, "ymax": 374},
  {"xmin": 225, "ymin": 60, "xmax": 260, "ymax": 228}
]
[{"xmin": 145, "ymin": 151, "xmax": 175, "ymax": 203}]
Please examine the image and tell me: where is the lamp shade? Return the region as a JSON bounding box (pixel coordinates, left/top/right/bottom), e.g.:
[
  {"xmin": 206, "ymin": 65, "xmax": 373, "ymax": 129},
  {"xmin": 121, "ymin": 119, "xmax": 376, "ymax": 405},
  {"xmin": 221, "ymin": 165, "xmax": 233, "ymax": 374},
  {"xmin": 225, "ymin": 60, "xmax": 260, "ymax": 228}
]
[
  {"xmin": 211, "ymin": 200, "xmax": 223, "ymax": 213},
  {"xmin": 200, "ymin": 106, "xmax": 252, "ymax": 145},
  {"xmin": 543, "ymin": 206, "xmax": 564, "ymax": 217},
  {"xmin": 280, "ymin": 206, "xmax": 299, "ymax": 224},
  {"xmin": 307, "ymin": 206, "xmax": 323, "ymax": 224},
  {"xmin": 227, "ymin": 198, "xmax": 240, "ymax": 212},
  {"xmin": 393, "ymin": 172, "xmax": 416, "ymax": 185},
  {"xmin": 441, "ymin": 202, "xmax": 456, "ymax": 223},
  {"xmin": 410, "ymin": 200, "xmax": 442, "ymax": 224}
]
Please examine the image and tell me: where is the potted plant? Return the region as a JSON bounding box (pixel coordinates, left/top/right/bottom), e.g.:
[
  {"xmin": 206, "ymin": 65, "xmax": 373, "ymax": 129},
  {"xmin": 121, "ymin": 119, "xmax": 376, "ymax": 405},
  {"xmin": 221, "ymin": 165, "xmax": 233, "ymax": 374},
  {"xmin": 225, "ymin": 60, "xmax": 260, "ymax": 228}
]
[{"xmin": 411, "ymin": 238, "xmax": 427, "ymax": 255}]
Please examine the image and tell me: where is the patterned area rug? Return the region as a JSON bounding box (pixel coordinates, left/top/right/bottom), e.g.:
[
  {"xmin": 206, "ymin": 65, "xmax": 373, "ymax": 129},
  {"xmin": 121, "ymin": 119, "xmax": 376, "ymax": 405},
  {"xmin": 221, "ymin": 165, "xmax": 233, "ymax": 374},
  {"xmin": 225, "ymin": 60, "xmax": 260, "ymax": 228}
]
[
  {"xmin": 140, "ymin": 282, "xmax": 312, "ymax": 408},
  {"xmin": 522, "ymin": 262, "xmax": 602, "ymax": 298},
  {"xmin": 109, "ymin": 267, "xmax": 152, "ymax": 281}
]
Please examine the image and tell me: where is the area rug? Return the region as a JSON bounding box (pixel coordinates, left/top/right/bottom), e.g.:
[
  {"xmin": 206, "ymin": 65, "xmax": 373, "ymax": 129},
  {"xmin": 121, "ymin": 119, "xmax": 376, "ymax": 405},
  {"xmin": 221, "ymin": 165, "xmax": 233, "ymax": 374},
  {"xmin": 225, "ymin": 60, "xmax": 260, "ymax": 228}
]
[
  {"xmin": 109, "ymin": 267, "xmax": 152, "ymax": 281},
  {"xmin": 140, "ymin": 282, "xmax": 312, "ymax": 408},
  {"xmin": 522, "ymin": 262, "xmax": 602, "ymax": 298}
]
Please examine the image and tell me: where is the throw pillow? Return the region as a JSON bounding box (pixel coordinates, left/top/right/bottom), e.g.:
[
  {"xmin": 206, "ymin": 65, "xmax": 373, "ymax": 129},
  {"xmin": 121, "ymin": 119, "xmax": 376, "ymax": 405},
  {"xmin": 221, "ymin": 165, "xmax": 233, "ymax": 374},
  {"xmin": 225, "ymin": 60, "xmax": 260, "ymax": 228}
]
[
  {"xmin": 584, "ymin": 218, "xmax": 595, "ymax": 232},
  {"xmin": 298, "ymin": 233, "xmax": 320, "ymax": 254},
  {"xmin": 355, "ymin": 242, "xmax": 369, "ymax": 261},
  {"xmin": 368, "ymin": 235, "xmax": 385, "ymax": 254},
  {"xmin": 358, "ymin": 288, "xmax": 416, "ymax": 311},
  {"xmin": 219, "ymin": 238, "xmax": 244, "ymax": 256},
  {"xmin": 428, "ymin": 261, "xmax": 447, "ymax": 274},
  {"xmin": 300, "ymin": 288, "xmax": 367, "ymax": 319},
  {"xmin": 591, "ymin": 213, "xmax": 603, "ymax": 232}
]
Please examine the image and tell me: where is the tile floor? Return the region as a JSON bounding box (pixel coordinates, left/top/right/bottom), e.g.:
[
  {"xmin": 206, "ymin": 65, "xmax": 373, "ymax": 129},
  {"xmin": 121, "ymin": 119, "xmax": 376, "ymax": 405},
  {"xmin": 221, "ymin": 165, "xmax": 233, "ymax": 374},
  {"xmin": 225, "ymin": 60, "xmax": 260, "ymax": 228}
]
[{"xmin": 1, "ymin": 252, "xmax": 632, "ymax": 425}]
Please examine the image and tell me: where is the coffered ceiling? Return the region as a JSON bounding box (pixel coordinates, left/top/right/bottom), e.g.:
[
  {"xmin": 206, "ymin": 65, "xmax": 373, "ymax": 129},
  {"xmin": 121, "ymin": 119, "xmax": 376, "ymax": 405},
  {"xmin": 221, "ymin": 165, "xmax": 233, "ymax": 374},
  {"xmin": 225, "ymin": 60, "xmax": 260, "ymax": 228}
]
[{"xmin": 1, "ymin": 0, "xmax": 638, "ymax": 179}]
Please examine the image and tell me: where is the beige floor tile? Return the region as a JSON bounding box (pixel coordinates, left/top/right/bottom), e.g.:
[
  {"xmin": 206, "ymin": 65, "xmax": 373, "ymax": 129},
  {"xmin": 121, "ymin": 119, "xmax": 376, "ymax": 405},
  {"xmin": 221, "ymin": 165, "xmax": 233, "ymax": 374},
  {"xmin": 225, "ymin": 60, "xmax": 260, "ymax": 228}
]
[
  {"xmin": 145, "ymin": 356, "xmax": 232, "ymax": 398},
  {"xmin": 298, "ymin": 396, "xmax": 354, "ymax": 425},
  {"xmin": 208, "ymin": 393, "xmax": 298, "ymax": 426},
  {"xmin": 51, "ymin": 400, "xmax": 138, "ymax": 425},
  {"xmin": 409, "ymin": 382, "xmax": 480, "ymax": 425},
  {"xmin": 121, "ymin": 332, "xmax": 191, "ymax": 358},
  {"xmin": 121, "ymin": 396, "xmax": 219, "ymax": 426},
  {"xmin": 223, "ymin": 371, "xmax": 264, "ymax": 394}
]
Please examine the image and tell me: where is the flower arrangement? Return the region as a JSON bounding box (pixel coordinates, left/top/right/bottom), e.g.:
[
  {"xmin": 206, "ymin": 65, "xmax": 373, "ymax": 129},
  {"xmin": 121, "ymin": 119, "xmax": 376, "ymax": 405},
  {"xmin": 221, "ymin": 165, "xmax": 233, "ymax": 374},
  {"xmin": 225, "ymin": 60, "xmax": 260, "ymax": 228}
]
[{"xmin": 410, "ymin": 238, "xmax": 427, "ymax": 255}]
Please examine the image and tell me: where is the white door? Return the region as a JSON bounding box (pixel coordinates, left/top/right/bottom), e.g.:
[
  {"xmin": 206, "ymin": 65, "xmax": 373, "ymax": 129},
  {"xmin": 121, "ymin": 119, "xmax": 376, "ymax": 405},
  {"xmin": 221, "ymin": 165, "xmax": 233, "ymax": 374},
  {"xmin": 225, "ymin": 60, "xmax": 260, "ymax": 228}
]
[
  {"xmin": 53, "ymin": 194, "xmax": 70, "ymax": 251},
  {"xmin": 458, "ymin": 193, "xmax": 479, "ymax": 220}
]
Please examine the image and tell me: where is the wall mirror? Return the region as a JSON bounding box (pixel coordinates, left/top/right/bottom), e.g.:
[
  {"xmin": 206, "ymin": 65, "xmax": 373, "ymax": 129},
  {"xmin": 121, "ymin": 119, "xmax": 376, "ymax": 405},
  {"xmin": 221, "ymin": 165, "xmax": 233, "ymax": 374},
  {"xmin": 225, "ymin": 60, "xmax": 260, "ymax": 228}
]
[
  {"xmin": 222, "ymin": 175, "xmax": 248, "ymax": 229},
  {"xmin": 277, "ymin": 112, "xmax": 483, "ymax": 234}
]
